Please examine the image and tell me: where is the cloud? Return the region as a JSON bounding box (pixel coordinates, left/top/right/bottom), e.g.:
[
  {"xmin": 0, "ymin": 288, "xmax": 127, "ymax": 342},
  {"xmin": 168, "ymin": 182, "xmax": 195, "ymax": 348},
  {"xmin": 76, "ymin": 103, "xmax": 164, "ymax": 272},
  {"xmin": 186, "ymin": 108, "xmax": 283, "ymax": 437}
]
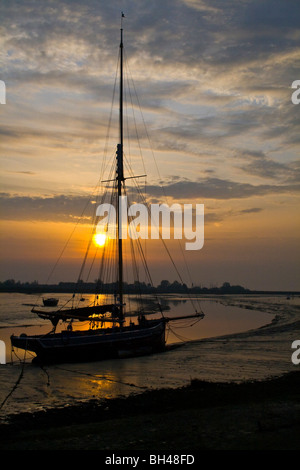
[
  {"xmin": 145, "ymin": 177, "xmax": 300, "ymax": 201},
  {"xmin": 3, "ymin": 174, "xmax": 296, "ymax": 225},
  {"xmin": 237, "ymin": 150, "xmax": 300, "ymax": 182},
  {"xmin": 0, "ymin": 192, "xmax": 94, "ymax": 223},
  {"xmin": 3, "ymin": 0, "xmax": 298, "ymax": 85},
  {"xmin": 9, "ymin": 171, "xmax": 36, "ymax": 175},
  {"xmin": 239, "ymin": 207, "xmax": 263, "ymax": 214},
  {"xmin": 1, "ymin": 0, "xmax": 299, "ymax": 206}
]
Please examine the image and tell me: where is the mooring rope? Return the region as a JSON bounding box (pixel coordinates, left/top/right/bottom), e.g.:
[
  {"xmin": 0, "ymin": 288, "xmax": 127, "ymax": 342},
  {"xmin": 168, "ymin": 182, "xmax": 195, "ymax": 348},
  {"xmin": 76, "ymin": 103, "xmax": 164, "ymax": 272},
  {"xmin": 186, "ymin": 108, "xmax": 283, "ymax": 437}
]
[
  {"xmin": 0, "ymin": 345, "xmax": 27, "ymax": 411},
  {"xmin": 54, "ymin": 365, "xmax": 148, "ymax": 390}
]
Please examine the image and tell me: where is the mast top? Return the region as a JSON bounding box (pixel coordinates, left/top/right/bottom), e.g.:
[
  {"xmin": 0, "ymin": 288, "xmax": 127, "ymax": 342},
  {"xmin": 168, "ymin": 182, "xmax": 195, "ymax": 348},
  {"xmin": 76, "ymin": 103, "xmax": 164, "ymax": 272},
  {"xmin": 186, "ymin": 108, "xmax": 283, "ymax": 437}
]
[
  {"xmin": 121, "ymin": 11, "xmax": 125, "ymax": 30},
  {"xmin": 120, "ymin": 12, "xmax": 125, "ymax": 49}
]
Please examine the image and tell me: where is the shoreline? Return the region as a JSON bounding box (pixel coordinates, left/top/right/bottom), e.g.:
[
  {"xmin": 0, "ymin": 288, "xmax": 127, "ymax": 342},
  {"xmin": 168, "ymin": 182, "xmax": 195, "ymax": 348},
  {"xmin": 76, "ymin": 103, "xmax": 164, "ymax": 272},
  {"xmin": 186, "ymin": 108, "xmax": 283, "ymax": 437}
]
[
  {"xmin": 0, "ymin": 371, "xmax": 299, "ymax": 450},
  {"xmin": 0, "ymin": 294, "xmax": 299, "ymax": 450}
]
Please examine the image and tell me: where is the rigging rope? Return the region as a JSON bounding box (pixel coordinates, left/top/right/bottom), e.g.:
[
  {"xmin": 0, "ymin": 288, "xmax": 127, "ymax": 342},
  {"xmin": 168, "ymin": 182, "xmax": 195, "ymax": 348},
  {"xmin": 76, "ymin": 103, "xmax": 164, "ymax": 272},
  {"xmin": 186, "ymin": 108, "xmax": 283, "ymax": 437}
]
[
  {"xmin": 0, "ymin": 345, "xmax": 27, "ymax": 411},
  {"xmin": 54, "ymin": 366, "xmax": 148, "ymax": 390},
  {"xmin": 123, "ymin": 50, "xmax": 203, "ymax": 314},
  {"xmin": 29, "ymin": 37, "xmax": 204, "ymax": 323}
]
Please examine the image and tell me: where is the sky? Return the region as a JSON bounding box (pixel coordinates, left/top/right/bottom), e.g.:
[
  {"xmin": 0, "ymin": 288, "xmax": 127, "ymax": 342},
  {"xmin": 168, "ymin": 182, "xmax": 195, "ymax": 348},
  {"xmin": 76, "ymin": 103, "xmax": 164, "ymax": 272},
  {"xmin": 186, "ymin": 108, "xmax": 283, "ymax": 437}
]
[{"xmin": 0, "ymin": 0, "xmax": 299, "ymax": 291}]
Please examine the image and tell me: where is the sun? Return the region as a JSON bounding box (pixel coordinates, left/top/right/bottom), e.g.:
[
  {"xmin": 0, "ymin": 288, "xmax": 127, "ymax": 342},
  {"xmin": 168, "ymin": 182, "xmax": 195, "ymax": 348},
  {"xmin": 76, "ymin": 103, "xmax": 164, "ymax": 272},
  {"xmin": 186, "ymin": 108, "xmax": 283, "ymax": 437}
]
[{"xmin": 93, "ymin": 233, "xmax": 107, "ymax": 247}]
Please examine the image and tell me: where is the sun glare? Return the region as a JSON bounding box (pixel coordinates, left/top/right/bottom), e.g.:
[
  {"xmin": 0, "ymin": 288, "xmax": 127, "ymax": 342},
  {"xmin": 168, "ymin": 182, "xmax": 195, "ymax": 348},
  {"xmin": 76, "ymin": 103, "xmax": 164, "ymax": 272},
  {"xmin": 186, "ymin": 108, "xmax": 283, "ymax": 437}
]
[{"xmin": 93, "ymin": 233, "xmax": 107, "ymax": 247}]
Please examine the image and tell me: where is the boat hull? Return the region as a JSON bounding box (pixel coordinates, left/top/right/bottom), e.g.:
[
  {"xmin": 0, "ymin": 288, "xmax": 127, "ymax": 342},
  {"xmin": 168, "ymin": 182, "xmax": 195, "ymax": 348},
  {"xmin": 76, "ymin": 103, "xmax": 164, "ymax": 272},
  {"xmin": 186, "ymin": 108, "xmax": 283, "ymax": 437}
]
[
  {"xmin": 42, "ymin": 298, "xmax": 59, "ymax": 307},
  {"xmin": 11, "ymin": 320, "xmax": 166, "ymax": 364}
]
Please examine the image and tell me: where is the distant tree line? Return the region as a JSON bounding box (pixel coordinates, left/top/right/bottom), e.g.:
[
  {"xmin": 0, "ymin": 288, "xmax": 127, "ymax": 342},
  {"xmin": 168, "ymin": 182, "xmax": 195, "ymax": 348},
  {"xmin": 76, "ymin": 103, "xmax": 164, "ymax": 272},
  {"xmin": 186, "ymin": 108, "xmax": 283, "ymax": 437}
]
[{"xmin": 0, "ymin": 278, "xmax": 280, "ymax": 295}]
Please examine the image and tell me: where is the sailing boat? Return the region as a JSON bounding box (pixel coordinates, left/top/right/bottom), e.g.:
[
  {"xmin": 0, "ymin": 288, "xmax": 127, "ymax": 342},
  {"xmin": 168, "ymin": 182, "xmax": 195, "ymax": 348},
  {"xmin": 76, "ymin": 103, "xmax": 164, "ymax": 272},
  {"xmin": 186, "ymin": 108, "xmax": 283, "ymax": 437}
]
[{"xmin": 11, "ymin": 18, "xmax": 204, "ymax": 365}]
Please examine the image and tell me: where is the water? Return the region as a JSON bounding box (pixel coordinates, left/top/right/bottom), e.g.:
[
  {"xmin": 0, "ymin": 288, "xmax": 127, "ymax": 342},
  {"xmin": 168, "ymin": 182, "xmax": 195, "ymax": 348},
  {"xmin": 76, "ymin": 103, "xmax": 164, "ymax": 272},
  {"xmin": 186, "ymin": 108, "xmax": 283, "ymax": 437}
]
[{"xmin": 0, "ymin": 292, "xmax": 299, "ymax": 421}]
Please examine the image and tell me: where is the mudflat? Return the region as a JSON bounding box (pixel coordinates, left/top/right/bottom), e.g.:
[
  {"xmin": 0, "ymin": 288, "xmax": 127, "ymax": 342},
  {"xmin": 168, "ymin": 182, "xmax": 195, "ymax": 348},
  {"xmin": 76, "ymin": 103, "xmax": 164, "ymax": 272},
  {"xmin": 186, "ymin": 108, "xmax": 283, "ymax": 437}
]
[{"xmin": 0, "ymin": 371, "xmax": 299, "ymax": 451}]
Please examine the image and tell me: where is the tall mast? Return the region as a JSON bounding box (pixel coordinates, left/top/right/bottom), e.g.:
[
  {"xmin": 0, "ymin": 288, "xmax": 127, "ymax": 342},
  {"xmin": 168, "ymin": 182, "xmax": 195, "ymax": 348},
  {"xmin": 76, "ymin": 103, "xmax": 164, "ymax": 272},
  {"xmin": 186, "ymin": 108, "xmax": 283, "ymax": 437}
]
[{"xmin": 116, "ymin": 14, "xmax": 125, "ymax": 321}]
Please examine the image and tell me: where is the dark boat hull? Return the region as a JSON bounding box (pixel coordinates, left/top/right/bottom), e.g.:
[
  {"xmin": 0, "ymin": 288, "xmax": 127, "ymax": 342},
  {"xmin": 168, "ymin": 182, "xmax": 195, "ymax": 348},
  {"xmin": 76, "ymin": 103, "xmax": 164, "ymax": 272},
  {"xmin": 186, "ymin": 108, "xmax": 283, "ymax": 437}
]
[
  {"xmin": 42, "ymin": 298, "xmax": 59, "ymax": 307},
  {"xmin": 11, "ymin": 320, "xmax": 166, "ymax": 364}
]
